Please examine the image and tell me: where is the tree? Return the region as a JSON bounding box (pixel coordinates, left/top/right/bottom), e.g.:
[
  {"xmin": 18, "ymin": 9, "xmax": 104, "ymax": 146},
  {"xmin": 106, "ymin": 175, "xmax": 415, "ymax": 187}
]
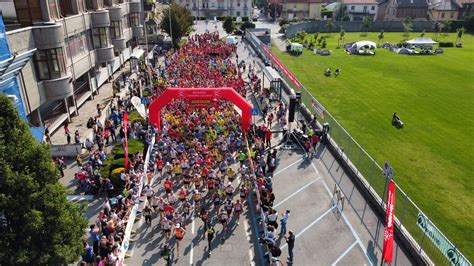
[
  {"xmin": 402, "ymin": 17, "xmax": 413, "ymax": 38},
  {"xmin": 433, "ymin": 22, "xmax": 441, "ymax": 40},
  {"xmin": 269, "ymin": 3, "xmax": 282, "ymax": 20},
  {"xmin": 456, "ymin": 27, "xmax": 465, "ymax": 43},
  {"xmin": 420, "ymin": 29, "xmax": 426, "ymax": 37},
  {"xmin": 441, "ymin": 20, "xmax": 452, "ymax": 36},
  {"xmin": 160, "ymin": 3, "xmax": 193, "ymax": 47},
  {"xmin": 378, "ymin": 30, "xmax": 385, "ymax": 46},
  {"xmin": 0, "ymin": 95, "xmax": 87, "ymax": 264},
  {"xmin": 223, "ymin": 17, "xmax": 235, "ymax": 34},
  {"xmin": 361, "ymin": 16, "xmax": 373, "ymax": 36},
  {"xmin": 240, "ymin": 21, "xmax": 256, "ymax": 31},
  {"xmin": 325, "ymin": 19, "xmax": 335, "ymax": 36},
  {"xmin": 338, "ymin": 27, "xmax": 345, "ymax": 47}
]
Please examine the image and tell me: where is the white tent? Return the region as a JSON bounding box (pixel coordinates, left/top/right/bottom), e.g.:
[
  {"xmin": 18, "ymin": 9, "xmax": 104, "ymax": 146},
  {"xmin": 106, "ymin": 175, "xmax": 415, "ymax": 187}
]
[
  {"xmin": 406, "ymin": 38, "xmax": 438, "ymax": 46},
  {"xmin": 290, "ymin": 43, "xmax": 303, "ymax": 51},
  {"xmin": 349, "ymin": 41, "xmax": 376, "ymax": 55}
]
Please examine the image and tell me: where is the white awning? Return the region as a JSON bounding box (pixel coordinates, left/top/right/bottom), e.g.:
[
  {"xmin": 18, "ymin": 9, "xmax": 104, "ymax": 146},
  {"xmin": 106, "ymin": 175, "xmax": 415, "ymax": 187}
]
[
  {"xmin": 406, "ymin": 38, "xmax": 438, "ymax": 45},
  {"xmin": 130, "ymin": 48, "xmax": 145, "ymax": 59},
  {"xmin": 265, "ymin": 66, "xmax": 282, "ymax": 81},
  {"xmin": 0, "ymin": 49, "xmax": 37, "ymax": 89}
]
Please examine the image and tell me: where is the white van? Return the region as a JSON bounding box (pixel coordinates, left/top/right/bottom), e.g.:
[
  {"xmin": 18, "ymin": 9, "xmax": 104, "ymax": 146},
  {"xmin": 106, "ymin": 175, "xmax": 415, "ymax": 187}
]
[{"xmin": 226, "ymin": 36, "xmax": 238, "ymax": 45}]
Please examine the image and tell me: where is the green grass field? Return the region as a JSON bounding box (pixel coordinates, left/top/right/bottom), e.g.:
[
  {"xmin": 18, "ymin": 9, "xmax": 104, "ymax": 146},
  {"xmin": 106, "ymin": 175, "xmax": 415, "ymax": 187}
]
[{"xmin": 274, "ymin": 32, "xmax": 474, "ymax": 261}]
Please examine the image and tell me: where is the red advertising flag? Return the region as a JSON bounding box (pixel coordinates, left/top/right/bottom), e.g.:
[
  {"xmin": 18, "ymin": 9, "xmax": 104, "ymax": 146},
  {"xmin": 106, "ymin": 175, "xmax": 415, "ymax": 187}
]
[
  {"xmin": 123, "ymin": 112, "xmax": 129, "ymax": 171},
  {"xmin": 382, "ymin": 180, "xmax": 396, "ymax": 263}
]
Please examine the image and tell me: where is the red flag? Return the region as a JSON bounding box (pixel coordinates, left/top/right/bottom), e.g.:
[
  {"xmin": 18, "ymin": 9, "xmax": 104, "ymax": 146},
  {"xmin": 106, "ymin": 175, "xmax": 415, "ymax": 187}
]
[
  {"xmin": 382, "ymin": 180, "xmax": 396, "ymax": 263},
  {"xmin": 123, "ymin": 112, "xmax": 129, "ymax": 171}
]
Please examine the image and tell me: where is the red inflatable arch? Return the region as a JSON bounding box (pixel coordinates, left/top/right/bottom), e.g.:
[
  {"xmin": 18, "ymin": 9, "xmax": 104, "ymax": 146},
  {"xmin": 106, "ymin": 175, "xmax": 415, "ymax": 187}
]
[{"xmin": 148, "ymin": 87, "xmax": 252, "ymax": 133}]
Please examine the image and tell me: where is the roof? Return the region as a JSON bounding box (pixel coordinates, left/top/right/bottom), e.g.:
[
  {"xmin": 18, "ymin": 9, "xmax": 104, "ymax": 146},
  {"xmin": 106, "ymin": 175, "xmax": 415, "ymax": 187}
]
[
  {"xmin": 284, "ymin": 0, "xmax": 324, "ymax": 3},
  {"xmin": 397, "ymin": 0, "xmax": 428, "ymax": 8},
  {"xmin": 343, "ymin": 0, "xmax": 378, "ymax": 4},
  {"xmin": 434, "ymin": 0, "xmax": 457, "ymax": 10},
  {"xmin": 455, "ymin": 0, "xmax": 474, "ymax": 6},
  {"xmin": 406, "ymin": 37, "xmax": 438, "ymax": 45}
]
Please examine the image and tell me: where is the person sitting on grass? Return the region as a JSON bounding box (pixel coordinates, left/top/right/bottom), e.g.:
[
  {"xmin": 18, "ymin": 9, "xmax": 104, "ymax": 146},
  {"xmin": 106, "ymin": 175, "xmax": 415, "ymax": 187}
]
[{"xmin": 325, "ymin": 68, "xmax": 331, "ymax": 76}]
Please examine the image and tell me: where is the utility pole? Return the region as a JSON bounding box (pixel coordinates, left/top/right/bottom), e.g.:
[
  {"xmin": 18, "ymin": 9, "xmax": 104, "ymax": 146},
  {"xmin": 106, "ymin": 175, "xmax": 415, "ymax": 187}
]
[{"xmin": 169, "ymin": 3, "xmax": 173, "ymax": 41}]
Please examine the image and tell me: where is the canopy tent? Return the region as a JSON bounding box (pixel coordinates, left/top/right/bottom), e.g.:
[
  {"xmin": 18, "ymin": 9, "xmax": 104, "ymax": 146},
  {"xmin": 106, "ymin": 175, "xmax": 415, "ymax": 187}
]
[
  {"xmin": 406, "ymin": 38, "xmax": 438, "ymax": 46},
  {"xmin": 347, "ymin": 41, "xmax": 377, "ymax": 55}
]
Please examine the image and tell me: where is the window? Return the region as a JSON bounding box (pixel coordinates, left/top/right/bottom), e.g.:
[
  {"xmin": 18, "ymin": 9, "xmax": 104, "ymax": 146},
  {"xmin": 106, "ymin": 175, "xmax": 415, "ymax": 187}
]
[
  {"xmin": 238, "ymin": 2, "xmax": 241, "ymax": 7},
  {"xmin": 60, "ymin": 0, "xmax": 74, "ymax": 16},
  {"xmin": 14, "ymin": 0, "xmax": 43, "ymax": 27},
  {"xmin": 34, "ymin": 48, "xmax": 67, "ymax": 80},
  {"xmin": 110, "ymin": 21, "xmax": 123, "ymax": 39},
  {"xmin": 371, "ymin": 6, "xmax": 375, "ymax": 11},
  {"xmin": 65, "ymin": 32, "xmax": 87, "ymax": 58},
  {"xmin": 351, "ymin": 6, "xmax": 355, "ymax": 11},
  {"xmin": 450, "ymin": 12, "xmax": 454, "ymax": 18},
  {"xmin": 363, "ymin": 6, "xmax": 367, "ymax": 12},
  {"xmin": 441, "ymin": 12, "xmax": 445, "ymax": 18},
  {"xmin": 92, "ymin": 27, "xmax": 110, "ymax": 48},
  {"xmin": 49, "ymin": 0, "xmax": 59, "ymax": 19},
  {"xmin": 78, "ymin": 0, "xmax": 85, "ymax": 12},
  {"xmin": 128, "ymin": 12, "xmax": 140, "ymax": 27},
  {"xmin": 211, "ymin": 2, "xmax": 215, "ymax": 7},
  {"xmin": 86, "ymin": 0, "xmax": 94, "ymax": 10},
  {"xmin": 237, "ymin": 11, "xmax": 240, "ymax": 16}
]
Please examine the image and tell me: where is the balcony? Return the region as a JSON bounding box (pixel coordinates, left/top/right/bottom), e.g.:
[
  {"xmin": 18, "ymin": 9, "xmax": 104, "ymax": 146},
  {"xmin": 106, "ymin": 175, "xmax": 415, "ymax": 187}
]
[
  {"xmin": 91, "ymin": 10, "xmax": 110, "ymax": 27},
  {"xmin": 39, "ymin": 75, "xmax": 74, "ymax": 101},
  {"xmin": 131, "ymin": 25, "xmax": 144, "ymax": 37},
  {"xmin": 96, "ymin": 46, "xmax": 115, "ymax": 63},
  {"xmin": 112, "ymin": 38, "xmax": 127, "ymax": 51},
  {"xmin": 129, "ymin": 1, "xmax": 142, "ymax": 13},
  {"xmin": 108, "ymin": 5, "xmax": 126, "ymax": 21},
  {"xmin": 32, "ymin": 24, "xmax": 64, "ymax": 50}
]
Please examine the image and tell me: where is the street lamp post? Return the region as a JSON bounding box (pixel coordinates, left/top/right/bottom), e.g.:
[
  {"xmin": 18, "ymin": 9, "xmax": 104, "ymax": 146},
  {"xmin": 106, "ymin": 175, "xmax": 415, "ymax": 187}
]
[{"xmin": 169, "ymin": 4, "xmax": 173, "ymax": 41}]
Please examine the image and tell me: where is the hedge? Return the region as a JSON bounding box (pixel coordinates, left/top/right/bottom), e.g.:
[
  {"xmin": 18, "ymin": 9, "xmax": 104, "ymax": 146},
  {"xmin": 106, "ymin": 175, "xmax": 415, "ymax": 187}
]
[{"xmin": 439, "ymin": 42, "xmax": 454, "ymax": 47}]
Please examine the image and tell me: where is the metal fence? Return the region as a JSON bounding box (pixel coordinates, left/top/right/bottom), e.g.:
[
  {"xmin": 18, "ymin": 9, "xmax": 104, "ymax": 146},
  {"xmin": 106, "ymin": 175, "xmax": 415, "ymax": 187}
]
[{"xmin": 244, "ymin": 30, "xmax": 471, "ymax": 266}]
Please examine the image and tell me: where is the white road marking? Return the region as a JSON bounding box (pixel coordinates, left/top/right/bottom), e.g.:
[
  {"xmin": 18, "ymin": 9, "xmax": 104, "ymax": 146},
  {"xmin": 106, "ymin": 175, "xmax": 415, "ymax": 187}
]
[
  {"xmin": 280, "ymin": 206, "xmax": 335, "ymax": 250},
  {"xmin": 244, "ymin": 219, "xmax": 251, "ymax": 241},
  {"xmin": 273, "ymin": 178, "xmax": 321, "ymax": 209},
  {"xmin": 332, "ymin": 240, "xmax": 358, "ymax": 266},
  {"xmin": 311, "ymin": 162, "xmax": 374, "ymax": 266},
  {"xmin": 189, "ymin": 243, "xmax": 194, "ymax": 265},
  {"xmin": 273, "ymin": 158, "xmax": 304, "ymax": 176}
]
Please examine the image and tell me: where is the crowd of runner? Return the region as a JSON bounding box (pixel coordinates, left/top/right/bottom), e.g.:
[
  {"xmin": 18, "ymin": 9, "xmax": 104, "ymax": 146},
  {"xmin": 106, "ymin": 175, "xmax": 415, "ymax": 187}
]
[{"xmin": 80, "ymin": 32, "xmax": 299, "ymax": 265}]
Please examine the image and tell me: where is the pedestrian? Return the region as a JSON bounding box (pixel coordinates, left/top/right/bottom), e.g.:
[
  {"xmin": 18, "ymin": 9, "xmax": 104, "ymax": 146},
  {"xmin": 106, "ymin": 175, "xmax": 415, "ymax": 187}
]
[
  {"xmin": 312, "ymin": 133, "xmax": 319, "ymax": 156},
  {"xmin": 64, "ymin": 123, "xmax": 71, "ymax": 144},
  {"xmin": 161, "ymin": 217, "xmax": 172, "ymax": 242},
  {"xmin": 89, "ymin": 224, "xmax": 100, "ymax": 255},
  {"xmin": 280, "ymin": 210, "xmax": 290, "ymax": 236},
  {"xmin": 207, "ymin": 224, "xmax": 216, "ymax": 256},
  {"xmin": 234, "ymin": 199, "xmax": 243, "ymax": 225},
  {"xmin": 143, "ymin": 205, "xmax": 152, "ymax": 225},
  {"xmin": 74, "ymin": 130, "xmax": 80, "ymax": 144},
  {"xmin": 305, "ymin": 139, "xmax": 311, "ymax": 158},
  {"xmin": 97, "ymin": 104, "xmax": 101, "ymax": 117},
  {"xmin": 284, "ymin": 230, "xmax": 295, "ymax": 263}
]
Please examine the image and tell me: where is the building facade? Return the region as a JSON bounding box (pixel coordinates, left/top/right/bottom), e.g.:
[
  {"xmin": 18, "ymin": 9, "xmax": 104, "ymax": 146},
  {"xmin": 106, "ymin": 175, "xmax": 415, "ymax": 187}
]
[
  {"xmin": 175, "ymin": 0, "xmax": 252, "ymax": 18},
  {"xmin": 343, "ymin": 0, "xmax": 379, "ymax": 21},
  {"xmin": 281, "ymin": 0, "xmax": 323, "ymax": 20},
  {"xmin": 431, "ymin": 0, "xmax": 458, "ymax": 21},
  {"xmin": 1, "ymin": 0, "xmax": 144, "ymax": 133},
  {"xmin": 383, "ymin": 0, "xmax": 429, "ymax": 20}
]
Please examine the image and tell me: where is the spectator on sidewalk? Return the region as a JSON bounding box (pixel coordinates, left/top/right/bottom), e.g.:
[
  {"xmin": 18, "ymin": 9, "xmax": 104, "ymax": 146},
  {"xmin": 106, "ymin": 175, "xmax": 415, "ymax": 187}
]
[
  {"xmin": 280, "ymin": 210, "xmax": 290, "ymax": 236},
  {"xmin": 284, "ymin": 231, "xmax": 295, "ymax": 263}
]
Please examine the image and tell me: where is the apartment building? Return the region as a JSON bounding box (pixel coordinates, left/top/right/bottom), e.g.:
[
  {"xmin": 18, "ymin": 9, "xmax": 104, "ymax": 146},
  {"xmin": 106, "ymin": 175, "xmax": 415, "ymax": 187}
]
[
  {"xmin": 343, "ymin": 0, "xmax": 379, "ymax": 21},
  {"xmin": 1, "ymin": 0, "xmax": 144, "ymax": 132},
  {"xmin": 176, "ymin": 0, "xmax": 252, "ymax": 18},
  {"xmin": 280, "ymin": 0, "xmax": 324, "ymax": 20}
]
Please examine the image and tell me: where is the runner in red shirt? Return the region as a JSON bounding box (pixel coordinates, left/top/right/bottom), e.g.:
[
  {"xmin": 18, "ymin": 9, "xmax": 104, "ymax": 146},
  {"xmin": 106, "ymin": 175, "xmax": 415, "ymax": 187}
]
[
  {"xmin": 312, "ymin": 134, "xmax": 319, "ymax": 154},
  {"xmin": 163, "ymin": 204, "xmax": 175, "ymax": 221},
  {"xmin": 163, "ymin": 178, "xmax": 174, "ymax": 194}
]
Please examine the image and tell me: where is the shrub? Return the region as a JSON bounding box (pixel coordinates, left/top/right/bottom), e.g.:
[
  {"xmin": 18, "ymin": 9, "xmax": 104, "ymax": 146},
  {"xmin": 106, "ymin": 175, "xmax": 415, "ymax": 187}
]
[
  {"xmin": 242, "ymin": 16, "xmax": 249, "ymax": 22},
  {"xmin": 128, "ymin": 110, "xmax": 145, "ymax": 125},
  {"xmin": 439, "ymin": 42, "xmax": 454, "ymax": 47},
  {"xmin": 279, "ymin": 19, "xmax": 288, "ymax": 27},
  {"xmin": 240, "ymin": 21, "xmax": 256, "ymax": 31}
]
